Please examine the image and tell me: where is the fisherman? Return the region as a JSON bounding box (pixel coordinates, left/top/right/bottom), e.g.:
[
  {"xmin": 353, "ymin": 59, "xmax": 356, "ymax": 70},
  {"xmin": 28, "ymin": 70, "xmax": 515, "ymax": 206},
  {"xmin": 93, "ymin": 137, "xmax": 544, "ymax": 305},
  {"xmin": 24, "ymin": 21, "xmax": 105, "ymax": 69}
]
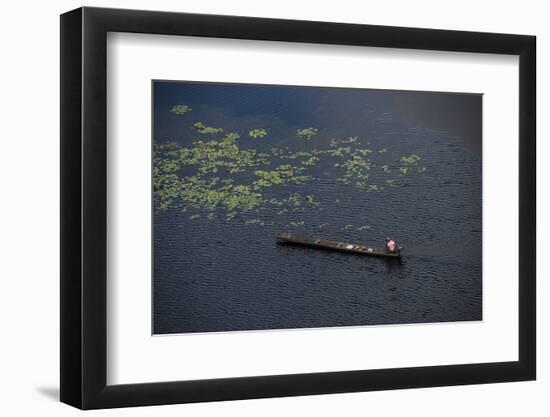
[{"xmin": 385, "ymin": 237, "xmax": 398, "ymax": 253}]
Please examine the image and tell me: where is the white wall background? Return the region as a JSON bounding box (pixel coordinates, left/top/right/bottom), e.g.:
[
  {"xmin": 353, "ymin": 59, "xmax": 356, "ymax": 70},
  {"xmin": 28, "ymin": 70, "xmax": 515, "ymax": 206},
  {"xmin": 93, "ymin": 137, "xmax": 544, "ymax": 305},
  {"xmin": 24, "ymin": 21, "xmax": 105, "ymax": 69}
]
[{"xmin": 0, "ymin": 0, "xmax": 545, "ymax": 415}]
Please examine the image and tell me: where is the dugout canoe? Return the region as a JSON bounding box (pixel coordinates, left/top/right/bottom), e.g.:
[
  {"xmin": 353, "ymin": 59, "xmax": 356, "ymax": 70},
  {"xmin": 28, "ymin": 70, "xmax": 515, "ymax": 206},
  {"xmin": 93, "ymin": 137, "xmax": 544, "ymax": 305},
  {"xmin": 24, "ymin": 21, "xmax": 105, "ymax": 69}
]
[{"xmin": 275, "ymin": 233, "xmax": 401, "ymax": 258}]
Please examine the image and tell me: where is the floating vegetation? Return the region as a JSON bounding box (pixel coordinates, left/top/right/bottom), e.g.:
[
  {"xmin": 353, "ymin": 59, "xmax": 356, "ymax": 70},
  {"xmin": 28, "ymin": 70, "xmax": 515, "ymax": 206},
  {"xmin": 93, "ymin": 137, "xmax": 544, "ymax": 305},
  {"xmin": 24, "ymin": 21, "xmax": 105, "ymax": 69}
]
[
  {"xmin": 170, "ymin": 104, "xmax": 192, "ymax": 115},
  {"xmin": 337, "ymin": 151, "xmax": 372, "ymax": 186},
  {"xmin": 193, "ymin": 121, "xmax": 224, "ymax": 135},
  {"xmin": 301, "ymin": 156, "xmax": 320, "ymax": 166},
  {"xmin": 297, "ymin": 128, "xmax": 318, "ymax": 140},
  {"xmin": 400, "ymin": 154, "xmax": 421, "ymax": 164},
  {"xmin": 254, "ymin": 170, "xmax": 285, "ymax": 187},
  {"xmin": 249, "ymin": 128, "xmax": 268, "ymax": 138},
  {"xmin": 225, "ymin": 212, "xmax": 237, "ymax": 220},
  {"xmin": 154, "ymin": 111, "xmax": 427, "ymax": 230}
]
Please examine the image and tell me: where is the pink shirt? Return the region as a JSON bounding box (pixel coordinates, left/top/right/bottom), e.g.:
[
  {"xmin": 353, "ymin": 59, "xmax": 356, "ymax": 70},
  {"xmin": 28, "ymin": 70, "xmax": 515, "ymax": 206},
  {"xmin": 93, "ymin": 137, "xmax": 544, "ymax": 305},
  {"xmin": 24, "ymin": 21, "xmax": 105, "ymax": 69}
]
[{"xmin": 387, "ymin": 241, "xmax": 396, "ymax": 251}]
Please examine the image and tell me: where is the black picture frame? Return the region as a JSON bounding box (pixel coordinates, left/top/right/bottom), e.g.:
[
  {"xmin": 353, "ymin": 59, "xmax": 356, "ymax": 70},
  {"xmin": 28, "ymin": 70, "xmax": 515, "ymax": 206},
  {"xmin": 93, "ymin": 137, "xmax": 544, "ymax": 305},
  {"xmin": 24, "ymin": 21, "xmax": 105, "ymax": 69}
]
[{"xmin": 60, "ymin": 6, "xmax": 536, "ymax": 410}]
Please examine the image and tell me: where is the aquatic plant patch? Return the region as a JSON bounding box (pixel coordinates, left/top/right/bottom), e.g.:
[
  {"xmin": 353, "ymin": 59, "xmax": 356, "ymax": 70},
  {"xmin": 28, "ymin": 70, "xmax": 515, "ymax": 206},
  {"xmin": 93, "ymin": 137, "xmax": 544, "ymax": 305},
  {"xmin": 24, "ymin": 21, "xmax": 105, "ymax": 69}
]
[{"xmin": 154, "ymin": 120, "xmax": 425, "ymax": 231}]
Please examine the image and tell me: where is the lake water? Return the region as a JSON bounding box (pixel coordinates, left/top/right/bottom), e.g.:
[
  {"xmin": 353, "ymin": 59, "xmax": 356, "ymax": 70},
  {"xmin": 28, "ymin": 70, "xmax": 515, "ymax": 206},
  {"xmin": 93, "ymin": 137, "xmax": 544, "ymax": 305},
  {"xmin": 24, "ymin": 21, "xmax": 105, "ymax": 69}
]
[{"xmin": 153, "ymin": 82, "xmax": 482, "ymax": 334}]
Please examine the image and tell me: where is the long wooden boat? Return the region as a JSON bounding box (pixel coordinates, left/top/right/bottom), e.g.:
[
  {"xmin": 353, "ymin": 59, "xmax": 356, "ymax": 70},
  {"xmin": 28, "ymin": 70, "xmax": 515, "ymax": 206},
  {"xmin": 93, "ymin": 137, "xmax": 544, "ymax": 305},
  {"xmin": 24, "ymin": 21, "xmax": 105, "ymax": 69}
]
[{"xmin": 276, "ymin": 233, "xmax": 401, "ymax": 259}]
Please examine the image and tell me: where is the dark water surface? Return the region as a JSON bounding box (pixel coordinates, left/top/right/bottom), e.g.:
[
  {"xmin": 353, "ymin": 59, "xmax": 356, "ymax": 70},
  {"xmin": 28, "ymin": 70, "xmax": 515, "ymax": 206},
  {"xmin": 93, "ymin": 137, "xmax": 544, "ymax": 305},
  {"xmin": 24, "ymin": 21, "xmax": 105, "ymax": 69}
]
[{"xmin": 153, "ymin": 82, "xmax": 482, "ymax": 334}]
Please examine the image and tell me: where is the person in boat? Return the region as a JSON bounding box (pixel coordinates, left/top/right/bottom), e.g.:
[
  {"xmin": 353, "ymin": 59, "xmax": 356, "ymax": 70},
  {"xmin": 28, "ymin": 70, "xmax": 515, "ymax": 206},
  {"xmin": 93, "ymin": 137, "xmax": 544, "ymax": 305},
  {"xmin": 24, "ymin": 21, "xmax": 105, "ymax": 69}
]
[{"xmin": 385, "ymin": 237, "xmax": 398, "ymax": 254}]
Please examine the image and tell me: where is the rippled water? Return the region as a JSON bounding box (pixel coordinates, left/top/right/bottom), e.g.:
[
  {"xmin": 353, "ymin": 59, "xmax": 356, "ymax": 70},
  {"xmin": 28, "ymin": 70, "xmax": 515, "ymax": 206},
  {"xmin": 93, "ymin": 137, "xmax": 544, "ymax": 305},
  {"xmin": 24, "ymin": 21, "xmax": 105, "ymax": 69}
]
[{"xmin": 153, "ymin": 83, "xmax": 482, "ymax": 334}]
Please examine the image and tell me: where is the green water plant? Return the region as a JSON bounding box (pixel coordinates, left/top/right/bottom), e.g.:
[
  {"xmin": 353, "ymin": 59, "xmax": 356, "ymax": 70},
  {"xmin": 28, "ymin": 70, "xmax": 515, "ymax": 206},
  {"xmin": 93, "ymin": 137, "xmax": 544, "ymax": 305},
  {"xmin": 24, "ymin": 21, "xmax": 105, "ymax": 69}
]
[
  {"xmin": 296, "ymin": 128, "xmax": 318, "ymax": 140},
  {"xmin": 249, "ymin": 128, "xmax": 268, "ymax": 138},
  {"xmin": 154, "ymin": 113, "xmax": 428, "ymax": 230},
  {"xmin": 193, "ymin": 121, "xmax": 224, "ymax": 135},
  {"xmin": 170, "ymin": 104, "xmax": 192, "ymax": 115},
  {"xmin": 400, "ymin": 154, "xmax": 421, "ymax": 164}
]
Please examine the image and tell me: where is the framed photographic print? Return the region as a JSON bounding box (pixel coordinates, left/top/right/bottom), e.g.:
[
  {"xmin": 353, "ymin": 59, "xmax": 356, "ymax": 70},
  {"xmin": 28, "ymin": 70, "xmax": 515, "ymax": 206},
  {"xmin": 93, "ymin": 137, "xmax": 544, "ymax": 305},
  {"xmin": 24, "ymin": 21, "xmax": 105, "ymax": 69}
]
[{"xmin": 60, "ymin": 7, "xmax": 536, "ymax": 409}]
